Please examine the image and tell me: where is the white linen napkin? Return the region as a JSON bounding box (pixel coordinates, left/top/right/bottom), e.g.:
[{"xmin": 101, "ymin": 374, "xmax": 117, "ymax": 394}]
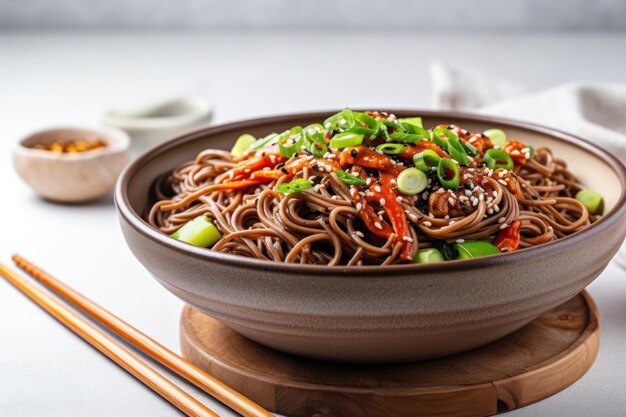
[{"xmin": 430, "ymin": 61, "xmax": 626, "ymax": 267}]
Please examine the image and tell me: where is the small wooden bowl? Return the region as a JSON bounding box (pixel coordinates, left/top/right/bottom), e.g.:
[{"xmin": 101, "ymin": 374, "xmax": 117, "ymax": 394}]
[{"xmin": 13, "ymin": 126, "xmax": 130, "ymax": 202}]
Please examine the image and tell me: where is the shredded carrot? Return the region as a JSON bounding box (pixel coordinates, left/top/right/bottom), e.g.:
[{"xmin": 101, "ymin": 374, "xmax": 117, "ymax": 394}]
[{"xmin": 495, "ymin": 220, "xmax": 522, "ymax": 252}]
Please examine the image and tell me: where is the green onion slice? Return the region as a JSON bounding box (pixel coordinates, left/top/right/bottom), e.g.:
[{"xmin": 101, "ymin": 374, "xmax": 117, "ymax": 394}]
[
  {"xmin": 483, "ymin": 129, "xmax": 506, "ymax": 147},
  {"xmin": 431, "ymin": 127, "xmax": 455, "ymax": 148},
  {"xmin": 170, "ymin": 215, "xmax": 222, "ymax": 248},
  {"xmin": 483, "ymin": 149, "xmax": 514, "ymax": 170},
  {"xmin": 575, "ymin": 189, "xmax": 604, "ymax": 215},
  {"xmin": 349, "ymin": 112, "xmax": 378, "ymax": 135},
  {"xmin": 277, "ymin": 178, "xmax": 313, "ymax": 194},
  {"xmin": 324, "ymin": 108, "xmax": 356, "ymax": 131},
  {"xmin": 304, "ymin": 124, "xmax": 327, "ymax": 157},
  {"xmin": 397, "ymin": 168, "xmax": 428, "ymax": 195},
  {"xmin": 376, "ymin": 143, "xmax": 405, "ymax": 155},
  {"xmin": 399, "ymin": 117, "xmax": 423, "ymax": 128},
  {"xmin": 432, "ymin": 127, "xmax": 469, "ymax": 164},
  {"xmin": 413, "ymin": 150, "xmax": 441, "ymax": 172},
  {"xmin": 389, "ymin": 133, "xmax": 424, "ymax": 143},
  {"xmin": 336, "ymin": 170, "xmax": 366, "ymax": 186},
  {"xmin": 413, "ymin": 248, "xmax": 445, "ymax": 263},
  {"xmin": 437, "ymin": 158, "xmax": 460, "ymax": 189},
  {"xmin": 463, "ymin": 140, "xmax": 478, "ymax": 156},
  {"xmin": 277, "ymin": 126, "xmax": 304, "ymax": 157},
  {"xmin": 453, "ymin": 240, "xmax": 501, "ymax": 259},
  {"xmin": 230, "ymin": 134, "xmax": 256, "ymax": 157},
  {"xmin": 249, "ymin": 133, "xmax": 278, "ymax": 151},
  {"xmin": 330, "ymin": 132, "xmax": 365, "ymax": 149}
]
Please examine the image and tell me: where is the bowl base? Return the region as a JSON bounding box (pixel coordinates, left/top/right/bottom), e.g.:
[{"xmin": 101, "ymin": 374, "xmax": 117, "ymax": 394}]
[{"xmin": 180, "ymin": 291, "xmax": 598, "ymax": 417}]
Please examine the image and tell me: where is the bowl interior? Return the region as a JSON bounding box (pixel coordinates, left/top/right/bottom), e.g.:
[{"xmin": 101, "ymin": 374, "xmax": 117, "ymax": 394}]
[{"xmin": 124, "ymin": 111, "xmax": 624, "ymax": 224}]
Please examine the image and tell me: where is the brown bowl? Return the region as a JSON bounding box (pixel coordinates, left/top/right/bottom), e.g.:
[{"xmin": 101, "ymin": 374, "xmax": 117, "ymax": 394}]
[{"xmin": 115, "ymin": 110, "xmax": 626, "ymax": 363}]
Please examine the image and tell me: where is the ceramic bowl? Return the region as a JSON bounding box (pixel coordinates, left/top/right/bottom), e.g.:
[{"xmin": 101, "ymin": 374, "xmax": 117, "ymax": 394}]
[
  {"xmin": 115, "ymin": 110, "xmax": 626, "ymax": 363},
  {"xmin": 102, "ymin": 97, "xmax": 213, "ymax": 154},
  {"xmin": 14, "ymin": 126, "xmax": 130, "ymax": 202}
]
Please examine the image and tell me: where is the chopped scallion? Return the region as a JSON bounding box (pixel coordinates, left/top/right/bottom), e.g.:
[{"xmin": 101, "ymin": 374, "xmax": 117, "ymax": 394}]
[{"xmin": 397, "ymin": 168, "xmax": 428, "ymax": 195}]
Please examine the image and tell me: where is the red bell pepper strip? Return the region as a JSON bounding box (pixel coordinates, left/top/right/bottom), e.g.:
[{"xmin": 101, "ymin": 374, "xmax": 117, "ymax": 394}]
[
  {"xmin": 230, "ymin": 154, "xmax": 286, "ymax": 180},
  {"xmin": 398, "ymin": 140, "xmax": 451, "ymax": 160},
  {"xmin": 501, "ymin": 140, "xmax": 530, "ymax": 166},
  {"xmin": 495, "ymin": 220, "xmax": 522, "ymax": 252},
  {"xmin": 340, "ymin": 146, "xmax": 401, "ymax": 174},
  {"xmin": 379, "ymin": 172, "xmax": 416, "ymax": 261}
]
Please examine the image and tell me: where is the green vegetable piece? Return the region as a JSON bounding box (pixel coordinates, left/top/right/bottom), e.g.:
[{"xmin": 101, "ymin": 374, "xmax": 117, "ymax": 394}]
[
  {"xmin": 434, "ymin": 241, "xmax": 456, "ymax": 260},
  {"xmin": 463, "ymin": 140, "xmax": 478, "ymax": 156},
  {"xmin": 324, "ymin": 108, "xmax": 356, "ymax": 131},
  {"xmin": 453, "ymin": 240, "xmax": 501, "ymax": 259},
  {"xmin": 230, "ymin": 134, "xmax": 257, "ymax": 157},
  {"xmin": 276, "ymin": 178, "xmax": 313, "ymax": 194},
  {"xmin": 375, "ymin": 143, "xmax": 405, "ymax": 155},
  {"xmin": 304, "ymin": 124, "xmax": 327, "ymax": 157},
  {"xmin": 413, "ymin": 248, "xmax": 445, "ymax": 263},
  {"xmin": 389, "ymin": 132, "xmax": 426, "ymax": 143},
  {"xmin": 349, "ymin": 112, "xmax": 378, "ymax": 135},
  {"xmin": 528, "ymin": 146, "xmax": 535, "ymax": 157},
  {"xmin": 483, "ymin": 129, "xmax": 506, "ymax": 147},
  {"xmin": 397, "ymin": 168, "xmax": 428, "ymax": 195},
  {"xmin": 277, "ymin": 126, "xmax": 304, "ymax": 157},
  {"xmin": 399, "ymin": 117, "xmax": 423, "ymax": 128},
  {"xmin": 432, "ymin": 127, "xmax": 468, "ymax": 164},
  {"xmin": 170, "ymin": 215, "xmax": 222, "ymax": 248},
  {"xmin": 437, "ymin": 158, "xmax": 460, "ymax": 189},
  {"xmin": 431, "ymin": 126, "xmax": 454, "ymax": 148},
  {"xmin": 330, "ymin": 132, "xmax": 365, "ymax": 148},
  {"xmin": 483, "ymin": 149, "xmax": 514, "ymax": 171},
  {"xmin": 336, "ymin": 170, "xmax": 366, "ymax": 186},
  {"xmin": 575, "ymin": 189, "xmax": 604, "ymax": 215},
  {"xmin": 249, "ymin": 133, "xmax": 278, "ymax": 151},
  {"xmin": 413, "ymin": 150, "xmax": 441, "ymax": 172}
]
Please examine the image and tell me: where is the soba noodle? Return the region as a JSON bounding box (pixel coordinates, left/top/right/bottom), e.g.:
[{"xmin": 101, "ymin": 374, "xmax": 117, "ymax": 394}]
[{"xmin": 148, "ymin": 111, "xmax": 599, "ymax": 266}]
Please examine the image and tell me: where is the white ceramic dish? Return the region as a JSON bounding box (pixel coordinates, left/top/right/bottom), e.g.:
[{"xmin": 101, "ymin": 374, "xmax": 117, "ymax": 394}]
[
  {"xmin": 14, "ymin": 126, "xmax": 130, "ymax": 203},
  {"xmin": 102, "ymin": 97, "xmax": 213, "ymax": 154}
]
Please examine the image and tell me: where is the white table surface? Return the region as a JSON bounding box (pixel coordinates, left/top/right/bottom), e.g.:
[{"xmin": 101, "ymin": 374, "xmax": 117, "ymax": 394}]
[{"xmin": 1, "ymin": 31, "xmax": 625, "ymax": 417}]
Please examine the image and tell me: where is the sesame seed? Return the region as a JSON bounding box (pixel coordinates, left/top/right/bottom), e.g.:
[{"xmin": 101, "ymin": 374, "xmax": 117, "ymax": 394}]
[
  {"xmin": 449, "ymin": 220, "xmax": 456, "ymax": 225},
  {"xmin": 356, "ymin": 202, "xmax": 363, "ymax": 211},
  {"xmin": 448, "ymin": 197, "xmax": 456, "ymax": 206},
  {"xmin": 498, "ymin": 217, "xmax": 506, "ymax": 223},
  {"xmin": 423, "ymin": 221, "xmax": 433, "ymax": 227},
  {"xmin": 380, "ymin": 198, "xmax": 386, "ymax": 205},
  {"xmin": 374, "ymin": 222, "xmax": 383, "ymax": 230},
  {"xmin": 374, "ymin": 185, "xmax": 381, "ymax": 193},
  {"xmin": 498, "ymin": 179, "xmax": 508, "ymax": 186},
  {"xmin": 500, "ymin": 223, "xmax": 509, "ymax": 230},
  {"xmin": 355, "ymin": 231, "xmax": 365, "ymax": 238},
  {"xmin": 455, "ymin": 239, "xmax": 465, "ymax": 243},
  {"xmin": 444, "ymin": 215, "xmax": 450, "ymax": 219},
  {"xmin": 396, "ymin": 196, "xmax": 403, "ymax": 202}
]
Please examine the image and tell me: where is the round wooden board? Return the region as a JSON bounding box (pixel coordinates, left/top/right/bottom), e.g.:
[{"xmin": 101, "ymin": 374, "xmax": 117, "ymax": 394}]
[{"xmin": 180, "ymin": 291, "xmax": 599, "ymax": 417}]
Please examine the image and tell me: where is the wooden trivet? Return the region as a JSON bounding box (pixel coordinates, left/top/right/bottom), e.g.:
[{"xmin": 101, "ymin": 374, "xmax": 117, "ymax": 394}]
[{"xmin": 180, "ymin": 291, "xmax": 598, "ymax": 417}]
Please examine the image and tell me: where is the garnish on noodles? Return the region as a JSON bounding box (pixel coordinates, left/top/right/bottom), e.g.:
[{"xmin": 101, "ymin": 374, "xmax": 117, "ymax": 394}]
[{"xmin": 149, "ymin": 109, "xmax": 603, "ymax": 266}]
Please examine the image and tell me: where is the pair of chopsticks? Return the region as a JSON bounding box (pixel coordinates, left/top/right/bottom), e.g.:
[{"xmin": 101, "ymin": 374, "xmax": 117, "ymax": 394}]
[{"xmin": 0, "ymin": 255, "xmax": 273, "ymax": 417}]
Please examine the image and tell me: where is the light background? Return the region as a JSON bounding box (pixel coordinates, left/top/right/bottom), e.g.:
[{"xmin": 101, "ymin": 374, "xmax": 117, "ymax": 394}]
[{"xmin": 2, "ymin": 0, "xmax": 626, "ymax": 31}]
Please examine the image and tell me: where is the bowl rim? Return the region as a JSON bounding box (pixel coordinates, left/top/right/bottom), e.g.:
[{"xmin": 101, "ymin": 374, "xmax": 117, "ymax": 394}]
[
  {"xmin": 115, "ymin": 109, "xmax": 626, "ymax": 277},
  {"xmin": 15, "ymin": 125, "xmax": 130, "ymax": 160}
]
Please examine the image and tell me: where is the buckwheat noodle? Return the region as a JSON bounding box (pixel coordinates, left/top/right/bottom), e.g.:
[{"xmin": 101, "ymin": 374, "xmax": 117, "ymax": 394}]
[{"xmin": 148, "ymin": 121, "xmax": 597, "ymax": 266}]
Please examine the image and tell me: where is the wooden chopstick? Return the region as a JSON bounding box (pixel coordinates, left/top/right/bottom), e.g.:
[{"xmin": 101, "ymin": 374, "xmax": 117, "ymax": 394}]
[
  {"xmin": 0, "ymin": 262, "xmax": 218, "ymax": 417},
  {"xmin": 12, "ymin": 254, "xmax": 273, "ymax": 417}
]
